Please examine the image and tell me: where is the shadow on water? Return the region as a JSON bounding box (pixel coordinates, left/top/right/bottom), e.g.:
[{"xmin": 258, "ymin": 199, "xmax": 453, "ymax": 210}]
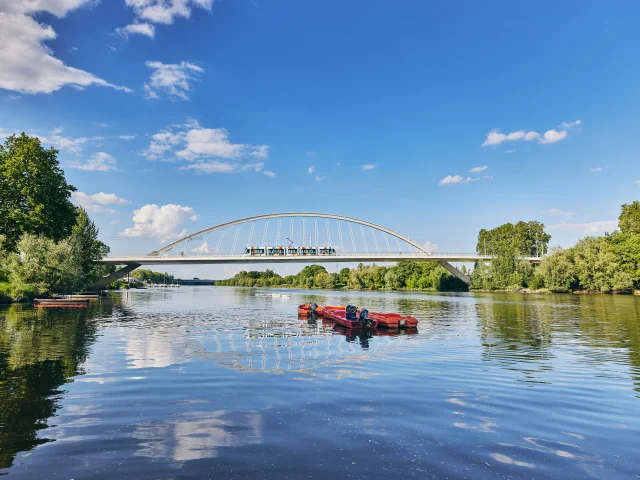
[{"xmin": 0, "ymin": 297, "xmax": 123, "ymax": 470}]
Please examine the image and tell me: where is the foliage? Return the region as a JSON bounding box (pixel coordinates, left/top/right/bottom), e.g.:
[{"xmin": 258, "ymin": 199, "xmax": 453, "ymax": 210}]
[
  {"xmin": 217, "ymin": 260, "xmax": 467, "ymax": 291},
  {"xmin": 477, "ymin": 221, "xmax": 550, "ymax": 256},
  {"xmin": 0, "ymin": 134, "xmax": 77, "ymax": 252},
  {"xmin": 1, "ymin": 209, "xmax": 111, "ymax": 301},
  {"xmin": 131, "ymin": 269, "xmax": 175, "ymax": 284},
  {"xmin": 472, "ymin": 203, "xmax": 640, "ymax": 293},
  {"xmin": 619, "ymin": 201, "xmax": 640, "ymax": 236}
]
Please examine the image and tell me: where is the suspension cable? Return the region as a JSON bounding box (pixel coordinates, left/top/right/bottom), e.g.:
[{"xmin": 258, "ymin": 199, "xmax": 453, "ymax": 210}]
[
  {"xmin": 348, "ymin": 222, "xmax": 356, "ymax": 252},
  {"xmin": 262, "ymin": 219, "xmax": 269, "ymax": 247},
  {"xmin": 276, "ymin": 218, "xmax": 281, "ymax": 246},
  {"xmin": 231, "ymin": 225, "xmax": 241, "ymax": 254},
  {"xmin": 371, "ymin": 227, "xmax": 380, "ymax": 253},
  {"xmin": 337, "ymin": 221, "xmax": 344, "ymax": 252},
  {"xmin": 247, "ymin": 220, "xmax": 256, "ymax": 247},
  {"xmin": 360, "ymin": 225, "xmax": 368, "ymax": 253},
  {"xmin": 216, "ymin": 227, "xmax": 226, "ymax": 254}
]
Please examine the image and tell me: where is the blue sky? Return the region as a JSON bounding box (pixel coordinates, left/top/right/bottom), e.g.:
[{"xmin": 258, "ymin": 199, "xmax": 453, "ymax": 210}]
[{"xmin": 1, "ymin": 0, "xmax": 639, "ymax": 277}]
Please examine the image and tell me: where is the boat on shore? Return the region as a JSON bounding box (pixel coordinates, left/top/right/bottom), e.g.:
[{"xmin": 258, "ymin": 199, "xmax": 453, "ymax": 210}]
[{"xmin": 34, "ymin": 298, "xmax": 90, "ymax": 308}]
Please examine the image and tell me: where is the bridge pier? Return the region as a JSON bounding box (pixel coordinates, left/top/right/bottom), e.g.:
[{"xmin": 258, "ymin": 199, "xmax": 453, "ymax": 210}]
[
  {"xmin": 437, "ymin": 261, "xmax": 471, "ymax": 285},
  {"xmin": 88, "ymin": 263, "xmax": 141, "ymax": 291}
]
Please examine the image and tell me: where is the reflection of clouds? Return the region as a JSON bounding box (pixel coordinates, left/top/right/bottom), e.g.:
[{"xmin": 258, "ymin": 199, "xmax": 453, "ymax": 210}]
[
  {"xmin": 489, "ymin": 453, "xmax": 535, "ymax": 468},
  {"xmin": 123, "ymin": 329, "xmax": 187, "ymax": 369},
  {"xmin": 134, "ymin": 411, "xmax": 262, "ymax": 462}
]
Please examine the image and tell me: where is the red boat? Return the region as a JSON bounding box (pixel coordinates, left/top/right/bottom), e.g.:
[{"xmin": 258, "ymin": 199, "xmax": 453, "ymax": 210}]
[
  {"xmin": 323, "ymin": 306, "xmax": 378, "ymax": 329},
  {"xmin": 368, "ymin": 312, "xmax": 418, "ymax": 329}
]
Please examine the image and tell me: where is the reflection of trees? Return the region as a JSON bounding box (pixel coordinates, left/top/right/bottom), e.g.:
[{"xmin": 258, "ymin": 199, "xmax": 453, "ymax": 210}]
[
  {"xmin": 477, "ymin": 295, "xmax": 554, "ymax": 368},
  {"xmin": 0, "ymin": 304, "xmax": 103, "ymax": 469}
]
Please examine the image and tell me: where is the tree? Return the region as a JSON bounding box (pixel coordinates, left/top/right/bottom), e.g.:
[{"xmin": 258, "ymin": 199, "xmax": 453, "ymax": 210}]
[
  {"xmin": 477, "ymin": 221, "xmax": 550, "ymax": 256},
  {"xmin": 619, "ymin": 201, "xmax": 640, "ymax": 236},
  {"xmin": 68, "ymin": 207, "xmax": 112, "ymax": 288},
  {"xmin": 0, "ymin": 134, "xmax": 77, "ymax": 252}
]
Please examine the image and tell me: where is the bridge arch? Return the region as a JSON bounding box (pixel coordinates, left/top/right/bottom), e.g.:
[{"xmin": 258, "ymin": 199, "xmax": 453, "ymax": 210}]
[{"xmin": 149, "ymin": 212, "xmax": 433, "ymax": 257}]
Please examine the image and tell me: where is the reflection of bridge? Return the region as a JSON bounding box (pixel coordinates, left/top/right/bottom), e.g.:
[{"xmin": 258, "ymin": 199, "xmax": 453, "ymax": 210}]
[{"xmin": 95, "ymin": 213, "xmax": 543, "ymax": 289}]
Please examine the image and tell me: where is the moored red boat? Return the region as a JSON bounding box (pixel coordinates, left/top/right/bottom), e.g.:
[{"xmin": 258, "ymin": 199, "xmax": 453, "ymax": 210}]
[
  {"xmin": 297, "ymin": 303, "xmax": 318, "ymax": 315},
  {"xmin": 368, "ymin": 312, "xmax": 418, "ymax": 329},
  {"xmin": 323, "ymin": 306, "xmax": 378, "ymax": 329}
]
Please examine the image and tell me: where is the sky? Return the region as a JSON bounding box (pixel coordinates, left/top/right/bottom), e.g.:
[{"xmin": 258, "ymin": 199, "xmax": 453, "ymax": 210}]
[{"xmin": 1, "ymin": 0, "xmax": 639, "ymax": 279}]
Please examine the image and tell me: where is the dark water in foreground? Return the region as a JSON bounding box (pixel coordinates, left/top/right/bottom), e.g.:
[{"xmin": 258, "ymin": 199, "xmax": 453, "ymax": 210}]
[{"xmin": 1, "ymin": 288, "xmax": 639, "ymax": 479}]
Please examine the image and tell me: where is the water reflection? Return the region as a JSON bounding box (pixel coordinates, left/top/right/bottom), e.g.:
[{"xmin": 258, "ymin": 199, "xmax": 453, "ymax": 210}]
[
  {"xmin": 1, "ymin": 289, "xmax": 640, "ymax": 479},
  {"xmin": 0, "ymin": 303, "xmax": 106, "ymax": 469}
]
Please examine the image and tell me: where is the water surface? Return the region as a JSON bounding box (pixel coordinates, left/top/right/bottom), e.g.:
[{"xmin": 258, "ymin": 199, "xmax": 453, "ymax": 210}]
[{"xmin": 1, "ymin": 288, "xmax": 639, "ymax": 479}]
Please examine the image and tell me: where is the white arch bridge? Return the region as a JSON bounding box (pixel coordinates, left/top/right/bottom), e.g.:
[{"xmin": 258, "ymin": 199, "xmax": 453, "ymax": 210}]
[{"xmin": 95, "ymin": 212, "xmax": 542, "ymax": 289}]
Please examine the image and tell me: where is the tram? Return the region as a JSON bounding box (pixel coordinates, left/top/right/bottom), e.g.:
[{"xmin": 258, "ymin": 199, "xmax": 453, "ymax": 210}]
[{"xmin": 244, "ymin": 246, "xmax": 337, "ymax": 257}]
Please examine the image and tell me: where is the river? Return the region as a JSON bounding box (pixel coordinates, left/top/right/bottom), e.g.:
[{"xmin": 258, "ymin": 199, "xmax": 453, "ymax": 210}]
[{"xmin": 1, "ymin": 287, "xmax": 639, "ymax": 479}]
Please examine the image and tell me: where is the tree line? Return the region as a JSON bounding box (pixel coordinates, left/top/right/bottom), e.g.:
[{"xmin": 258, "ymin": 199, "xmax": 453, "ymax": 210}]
[
  {"xmin": 0, "ymin": 134, "xmax": 110, "ymax": 303},
  {"xmin": 216, "ymin": 261, "xmax": 468, "ymax": 291},
  {"xmin": 470, "ymin": 202, "xmax": 640, "ymax": 293}
]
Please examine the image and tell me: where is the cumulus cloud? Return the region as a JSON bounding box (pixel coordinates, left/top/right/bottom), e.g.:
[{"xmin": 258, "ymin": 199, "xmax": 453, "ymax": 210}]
[
  {"xmin": 67, "ymin": 152, "xmax": 118, "ymax": 171},
  {"xmin": 547, "ymin": 208, "xmax": 575, "ymax": 219},
  {"xmin": 548, "ymin": 220, "xmax": 617, "ymax": 233},
  {"xmin": 72, "ymin": 191, "xmax": 131, "ymax": 214},
  {"xmin": 469, "ymin": 166, "xmax": 488, "ymax": 173},
  {"xmin": 116, "ymin": 23, "xmax": 155, "ymax": 38},
  {"xmin": 0, "ymin": 1, "xmax": 131, "ymax": 94},
  {"xmin": 120, "ymin": 204, "xmax": 198, "ymax": 242},
  {"xmin": 361, "ymin": 164, "xmax": 375, "ymax": 170},
  {"xmin": 590, "ymin": 167, "xmax": 603, "ymax": 173},
  {"xmin": 124, "ymin": 0, "xmax": 214, "ymax": 25},
  {"xmin": 439, "ymin": 175, "xmax": 466, "ymax": 186},
  {"xmin": 120, "ymin": 134, "xmax": 137, "ymax": 140},
  {"xmin": 142, "ymin": 120, "xmax": 271, "ymax": 175},
  {"xmin": 538, "ymin": 129, "xmax": 567, "ymax": 144},
  {"xmin": 144, "ymin": 61, "xmax": 203, "ymax": 100},
  {"xmin": 308, "ymin": 166, "xmax": 315, "ymax": 174},
  {"xmin": 315, "ymin": 175, "xmax": 327, "ymax": 181},
  {"xmin": 482, "ymin": 120, "xmax": 581, "ymax": 147},
  {"xmin": 263, "ymin": 170, "xmax": 275, "ymax": 178}
]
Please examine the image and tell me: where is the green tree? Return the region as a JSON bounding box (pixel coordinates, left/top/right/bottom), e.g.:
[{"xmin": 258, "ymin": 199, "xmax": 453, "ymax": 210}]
[
  {"xmin": 619, "ymin": 201, "xmax": 640, "ymax": 236},
  {"xmin": 68, "ymin": 207, "xmax": 112, "ymax": 288},
  {"xmin": 0, "ymin": 134, "xmax": 77, "ymax": 252},
  {"xmin": 477, "ymin": 221, "xmax": 550, "ymax": 256}
]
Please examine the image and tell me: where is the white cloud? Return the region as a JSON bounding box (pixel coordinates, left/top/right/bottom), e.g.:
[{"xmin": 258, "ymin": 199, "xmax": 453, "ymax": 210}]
[
  {"xmin": 547, "ymin": 208, "xmax": 575, "ymax": 219},
  {"xmin": 116, "ymin": 23, "xmax": 156, "ymax": 38},
  {"xmin": 504, "ymin": 149, "xmax": 516, "ymax": 154},
  {"xmin": 635, "ymin": 180, "xmax": 640, "ymax": 186},
  {"xmin": 308, "ymin": 166, "xmax": 315, "ymax": 174},
  {"xmin": 36, "ymin": 127, "xmax": 89, "ymax": 153},
  {"xmin": 125, "ymin": 0, "xmax": 214, "ymax": 26},
  {"xmin": 315, "ymin": 175, "xmax": 327, "ymax": 181},
  {"xmin": 538, "ymin": 129, "xmax": 567, "ymax": 144},
  {"xmin": 0, "ymin": 1, "xmax": 131, "ymax": 95},
  {"xmin": 589, "ymin": 167, "xmax": 603, "ymax": 173},
  {"xmin": 306, "ymin": 151, "xmax": 316, "ymax": 157},
  {"xmin": 264, "ymin": 170, "xmax": 275, "ymax": 178},
  {"xmin": 72, "ymin": 191, "xmax": 130, "ymax": 214},
  {"xmin": 548, "ymin": 220, "xmax": 617, "ymax": 233},
  {"xmin": 144, "ymin": 61, "xmax": 203, "ymax": 100},
  {"xmin": 67, "ymin": 152, "xmax": 118, "ymax": 171},
  {"xmin": 482, "ymin": 129, "xmax": 539, "ymax": 147},
  {"xmin": 469, "ymin": 166, "xmax": 488, "ymax": 173},
  {"xmin": 94, "ymin": 122, "xmax": 110, "ymax": 128},
  {"xmin": 361, "ymin": 164, "xmax": 375, "ymax": 170},
  {"xmin": 439, "ymin": 174, "xmax": 492, "ymax": 186},
  {"xmin": 559, "ymin": 120, "xmax": 582, "ymax": 130},
  {"xmin": 483, "ymin": 120, "xmax": 581, "ymax": 147},
  {"xmin": 110, "ymin": 219, "xmax": 120, "ymax": 225},
  {"xmin": 181, "ymin": 161, "xmax": 264, "ymax": 174},
  {"xmin": 120, "ymin": 135, "xmax": 137, "ymax": 140},
  {"xmin": 439, "ymin": 175, "xmax": 466, "ymax": 186},
  {"xmin": 119, "ymin": 204, "xmax": 198, "ymax": 242},
  {"xmin": 143, "ymin": 120, "xmax": 270, "ymax": 174}
]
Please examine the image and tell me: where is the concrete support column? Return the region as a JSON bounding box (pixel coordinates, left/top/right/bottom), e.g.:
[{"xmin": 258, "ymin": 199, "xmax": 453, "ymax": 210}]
[{"xmin": 437, "ymin": 261, "xmax": 470, "ymax": 285}]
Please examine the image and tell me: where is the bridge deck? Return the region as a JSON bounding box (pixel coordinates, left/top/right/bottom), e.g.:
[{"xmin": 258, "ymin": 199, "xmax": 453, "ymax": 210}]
[{"xmin": 102, "ymin": 253, "xmax": 543, "ymax": 265}]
